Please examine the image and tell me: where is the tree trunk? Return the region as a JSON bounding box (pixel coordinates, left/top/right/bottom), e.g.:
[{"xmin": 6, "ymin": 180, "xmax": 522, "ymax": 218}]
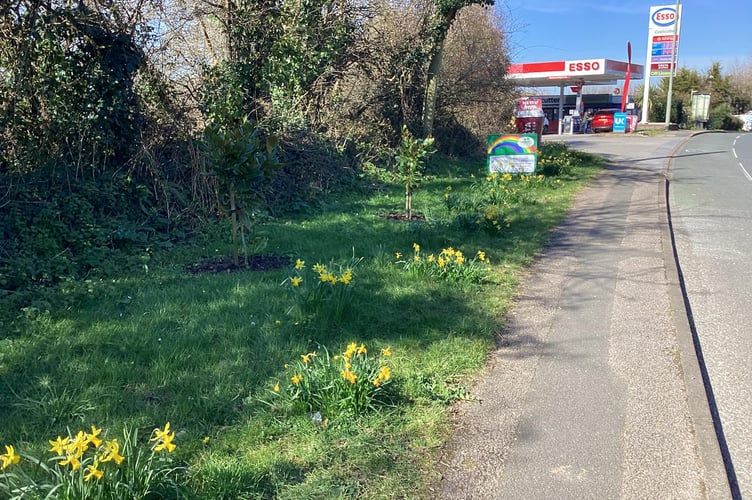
[
  {"xmin": 422, "ymin": 48, "xmax": 444, "ymax": 137},
  {"xmin": 420, "ymin": 8, "xmax": 459, "ymax": 137},
  {"xmin": 229, "ymin": 184, "xmax": 239, "ymax": 266}
]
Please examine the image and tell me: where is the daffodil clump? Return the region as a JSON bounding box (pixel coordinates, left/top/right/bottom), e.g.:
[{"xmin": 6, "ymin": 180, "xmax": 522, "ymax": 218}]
[
  {"xmin": 444, "ymin": 167, "xmax": 557, "ymax": 234},
  {"xmin": 395, "ymin": 242, "xmax": 492, "ymax": 284},
  {"xmin": 283, "ymin": 256, "xmax": 361, "ymax": 322},
  {"xmin": 0, "ymin": 423, "xmax": 185, "ymax": 499},
  {"xmin": 480, "ymin": 172, "xmax": 548, "ymax": 206},
  {"xmin": 537, "ymin": 141, "xmax": 594, "ymax": 176},
  {"xmin": 274, "ymin": 343, "xmax": 395, "ymax": 418}
]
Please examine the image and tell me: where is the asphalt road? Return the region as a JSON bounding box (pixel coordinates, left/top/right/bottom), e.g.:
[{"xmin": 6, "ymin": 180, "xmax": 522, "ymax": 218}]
[
  {"xmin": 669, "ymin": 131, "xmax": 752, "ymax": 500},
  {"xmin": 437, "ymin": 131, "xmax": 731, "ymax": 499}
]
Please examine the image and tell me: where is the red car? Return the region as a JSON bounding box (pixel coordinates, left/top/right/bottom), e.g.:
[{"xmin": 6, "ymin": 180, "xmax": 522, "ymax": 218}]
[{"xmin": 590, "ymin": 109, "xmax": 618, "ymax": 132}]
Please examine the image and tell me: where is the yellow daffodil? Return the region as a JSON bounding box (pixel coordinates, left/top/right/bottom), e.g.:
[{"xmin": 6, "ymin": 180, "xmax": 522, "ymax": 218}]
[
  {"xmin": 301, "ymin": 353, "xmax": 311, "ymax": 364},
  {"xmin": 49, "ymin": 436, "xmax": 67, "ymax": 456},
  {"xmin": 377, "ymin": 366, "xmax": 391, "ymax": 381},
  {"xmin": 150, "ymin": 422, "xmax": 177, "ymax": 453},
  {"xmin": 291, "ymin": 276, "xmax": 302, "ymax": 287},
  {"xmin": 340, "ymin": 370, "xmax": 357, "ymax": 384},
  {"xmin": 339, "ymin": 269, "xmax": 353, "ymax": 285},
  {"xmin": 273, "ymin": 383, "xmax": 280, "ymax": 392},
  {"xmin": 312, "ymin": 263, "xmax": 327, "ymax": 274},
  {"xmin": 343, "ymin": 342, "xmax": 357, "ymax": 360},
  {"xmin": 295, "ymin": 259, "xmax": 305, "ymax": 270},
  {"xmin": 413, "ymin": 242, "xmax": 420, "ymax": 253},
  {"xmin": 203, "ymin": 436, "xmax": 211, "ymax": 444},
  {"xmin": 381, "ymin": 347, "xmax": 392, "ymax": 357},
  {"xmin": 69, "ymin": 431, "xmax": 89, "ymax": 456},
  {"xmin": 477, "ymin": 250, "xmax": 486, "ymax": 262},
  {"xmin": 319, "ymin": 272, "xmax": 333, "ymax": 283},
  {"xmin": 153, "ymin": 434, "xmax": 176, "ymax": 453},
  {"xmin": 150, "ymin": 422, "xmax": 173, "ymax": 443},
  {"xmin": 395, "ymin": 252, "xmax": 402, "ymax": 260},
  {"xmin": 356, "ymin": 343, "xmax": 367, "ymax": 356},
  {"xmin": 86, "ymin": 425, "xmax": 103, "ymax": 448},
  {"xmin": 1, "ymin": 444, "xmax": 21, "ymax": 470},
  {"xmin": 100, "ymin": 439, "xmax": 125, "ymax": 464},
  {"xmin": 291, "ymin": 374, "xmax": 302, "ymax": 385},
  {"xmin": 84, "ymin": 462, "xmax": 104, "ymax": 481},
  {"xmin": 60, "ymin": 454, "xmax": 82, "ymax": 470}
]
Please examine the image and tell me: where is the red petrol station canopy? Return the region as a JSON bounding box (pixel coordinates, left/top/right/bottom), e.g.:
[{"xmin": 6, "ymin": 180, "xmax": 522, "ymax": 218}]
[{"xmin": 507, "ymin": 58, "xmax": 644, "ymax": 87}]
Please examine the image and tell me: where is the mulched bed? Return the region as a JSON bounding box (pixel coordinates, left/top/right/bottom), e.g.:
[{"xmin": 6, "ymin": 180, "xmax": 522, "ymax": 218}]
[
  {"xmin": 383, "ymin": 212, "xmax": 426, "ymax": 222},
  {"xmin": 186, "ymin": 254, "xmax": 292, "ymax": 274}
]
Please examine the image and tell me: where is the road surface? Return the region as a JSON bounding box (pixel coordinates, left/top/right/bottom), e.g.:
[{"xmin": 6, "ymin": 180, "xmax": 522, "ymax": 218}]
[{"xmin": 669, "ymin": 131, "xmax": 752, "ymax": 500}]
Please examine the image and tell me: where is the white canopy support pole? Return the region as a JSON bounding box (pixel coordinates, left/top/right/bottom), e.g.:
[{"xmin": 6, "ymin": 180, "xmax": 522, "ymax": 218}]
[{"xmin": 558, "ymin": 84, "xmax": 565, "ymax": 135}]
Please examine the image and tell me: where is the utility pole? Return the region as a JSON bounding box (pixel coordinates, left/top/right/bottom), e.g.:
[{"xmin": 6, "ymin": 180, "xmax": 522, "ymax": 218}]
[{"xmin": 664, "ymin": 0, "xmax": 681, "ymax": 127}]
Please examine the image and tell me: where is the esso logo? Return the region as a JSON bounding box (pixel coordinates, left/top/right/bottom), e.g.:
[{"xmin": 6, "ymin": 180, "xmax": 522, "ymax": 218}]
[
  {"xmin": 568, "ymin": 61, "xmax": 601, "ymax": 72},
  {"xmin": 652, "ymin": 7, "xmax": 676, "ymax": 27}
]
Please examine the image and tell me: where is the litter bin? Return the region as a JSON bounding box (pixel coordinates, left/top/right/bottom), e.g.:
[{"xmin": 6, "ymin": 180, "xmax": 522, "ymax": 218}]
[{"xmin": 515, "ymin": 112, "xmax": 545, "ymax": 144}]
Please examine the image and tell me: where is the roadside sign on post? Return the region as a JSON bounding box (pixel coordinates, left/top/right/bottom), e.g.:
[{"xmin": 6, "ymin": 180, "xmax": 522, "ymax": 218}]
[
  {"xmin": 613, "ymin": 112, "xmax": 628, "ymax": 133},
  {"xmin": 487, "ymin": 134, "xmax": 538, "ymax": 174},
  {"xmin": 690, "ymin": 93, "xmax": 711, "ymax": 126}
]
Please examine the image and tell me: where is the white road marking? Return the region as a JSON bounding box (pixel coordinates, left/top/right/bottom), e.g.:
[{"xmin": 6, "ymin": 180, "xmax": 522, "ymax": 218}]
[{"xmin": 740, "ymin": 162, "xmax": 752, "ymax": 182}]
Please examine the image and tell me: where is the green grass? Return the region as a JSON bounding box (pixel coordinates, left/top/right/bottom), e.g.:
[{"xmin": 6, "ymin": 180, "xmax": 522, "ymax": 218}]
[{"xmin": 0, "ymin": 146, "xmax": 603, "ymax": 498}]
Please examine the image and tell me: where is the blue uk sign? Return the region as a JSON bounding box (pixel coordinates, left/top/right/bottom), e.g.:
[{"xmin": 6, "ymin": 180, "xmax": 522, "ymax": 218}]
[{"xmin": 613, "ymin": 112, "xmax": 627, "ymax": 133}]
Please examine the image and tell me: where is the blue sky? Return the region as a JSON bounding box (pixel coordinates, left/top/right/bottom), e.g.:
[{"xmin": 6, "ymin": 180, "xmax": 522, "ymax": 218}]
[{"xmin": 501, "ymin": 0, "xmax": 751, "ymax": 79}]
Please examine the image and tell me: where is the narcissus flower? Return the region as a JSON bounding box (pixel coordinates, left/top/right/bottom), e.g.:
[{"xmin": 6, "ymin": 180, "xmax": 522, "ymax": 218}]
[
  {"xmin": 341, "ymin": 370, "xmax": 357, "ymax": 384},
  {"xmin": 0, "ymin": 444, "xmax": 20, "ymax": 470},
  {"xmin": 48, "ymin": 436, "xmax": 67, "ymax": 456},
  {"xmin": 84, "ymin": 462, "xmax": 104, "ymax": 481},
  {"xmin": 150, "ymin": 422, "xmax": 177, "ymax": 453},
  {"xmin": 100, "ymin": 439, "xmax": 125, "ymax": 464},
  {"xmin": 86, "ymin": 425, "xmax": 103, "ymax": 448}
]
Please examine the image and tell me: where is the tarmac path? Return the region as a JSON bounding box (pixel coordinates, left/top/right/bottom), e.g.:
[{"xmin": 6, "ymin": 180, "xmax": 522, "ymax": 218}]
[{"xmin": 437, "ymin": 132, "xmax": 730, "ymax": 500}]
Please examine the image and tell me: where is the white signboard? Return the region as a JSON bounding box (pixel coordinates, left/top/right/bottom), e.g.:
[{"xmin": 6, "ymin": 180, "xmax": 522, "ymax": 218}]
[{"xmin": 645, "ymin": 4, "xmax": 682, "ymax": 77}]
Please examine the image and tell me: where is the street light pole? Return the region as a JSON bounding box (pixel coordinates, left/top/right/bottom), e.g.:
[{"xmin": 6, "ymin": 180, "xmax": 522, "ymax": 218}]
[{"xmin": 664, "ymin": 0, "xmax": 681, "ymax": 127}]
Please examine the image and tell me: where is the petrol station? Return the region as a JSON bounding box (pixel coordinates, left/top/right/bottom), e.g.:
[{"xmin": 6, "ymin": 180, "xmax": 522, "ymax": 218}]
[{"xmin": 506, "ymin": 58, "xmax": 644, "ymax": 134}]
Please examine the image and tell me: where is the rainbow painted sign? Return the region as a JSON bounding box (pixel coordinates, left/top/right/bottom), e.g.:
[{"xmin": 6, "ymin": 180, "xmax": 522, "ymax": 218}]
[{"xmin": 487, "ymin": 133, "xmax": 538, "ymax": 174}]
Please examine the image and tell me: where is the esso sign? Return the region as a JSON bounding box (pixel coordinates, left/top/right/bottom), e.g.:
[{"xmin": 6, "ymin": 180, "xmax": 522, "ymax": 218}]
[
  {"xmin": 568, "ymin": 61, "xmax": 601, "ymax": 73},
  {"xmin": 652, "ymin": 7, "xmax": 676, "ymax": 27}
]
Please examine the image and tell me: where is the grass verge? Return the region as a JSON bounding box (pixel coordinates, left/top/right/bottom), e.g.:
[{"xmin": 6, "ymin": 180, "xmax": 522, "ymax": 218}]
[{"xmin": 0, "ymin": 143, "xmax": 603, "ymax": 498}]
